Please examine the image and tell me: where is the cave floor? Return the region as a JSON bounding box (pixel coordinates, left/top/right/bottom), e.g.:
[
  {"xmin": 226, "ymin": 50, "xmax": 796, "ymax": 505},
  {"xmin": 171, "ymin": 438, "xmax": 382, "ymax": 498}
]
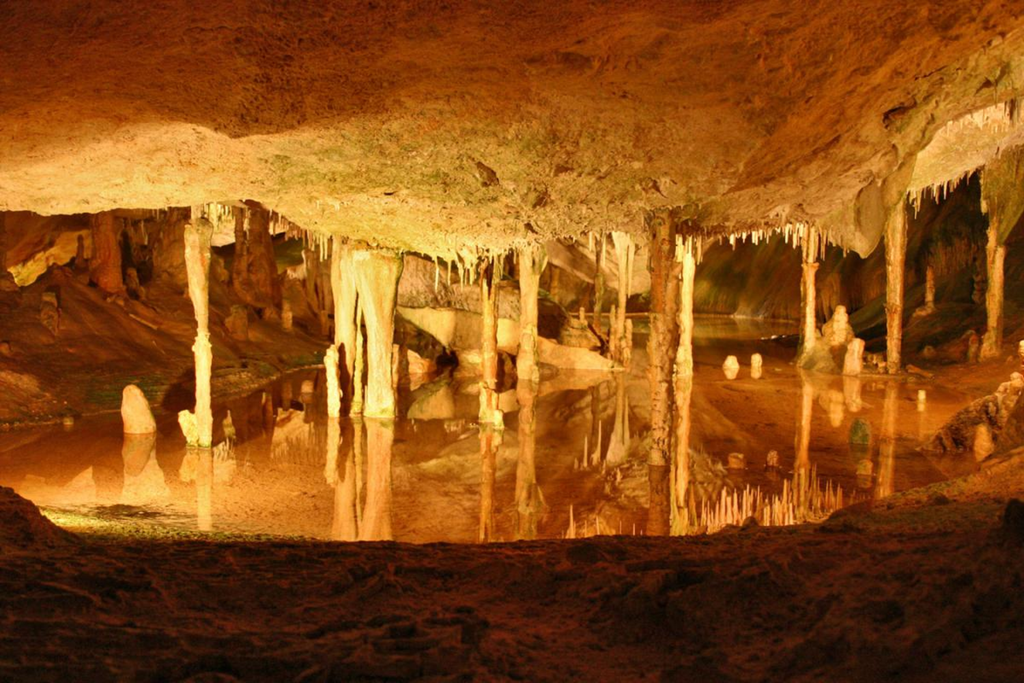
[{"xmin": 1, "ymin": 463, "xmax": 1023, "ymax": 682}]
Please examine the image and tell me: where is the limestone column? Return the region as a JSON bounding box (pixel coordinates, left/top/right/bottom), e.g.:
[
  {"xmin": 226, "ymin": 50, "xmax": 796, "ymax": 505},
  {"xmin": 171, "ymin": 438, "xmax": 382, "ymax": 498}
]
[
  {"xmin": 89, "ymin": 211, "xmax": 124, "ymax": 296},
  {"xmin": 359, "ymin": 418, "xmax": 393, "ymax": 541},
  {"xmin": 797, "ymin": 228, "xmax": 819, "ymax": 365},
  {"xmin": 884, "ymin": 202, "xmax": 908, "ymax": 374},
  {"xmin": 331, "ymin": 239, "xmax": 359, "ymax": 409},
  {"xmin": 479, "ymin": 258, "xmax": 503, "ymax": 428},
  {"xmin": 180, "ymin": 216, "xmax": 214, "ymax": 448},
  {"xmin": 352, "ymin": 249, "xmax": 403, "ymax": 419},
  {"xmin": 593, "ymin": 233, "xmax": 606, "ymax": 336},
  {"xmin": 981, "ymin": 221, "xmax": 1007, "ymax": 359},
  {"xmin": 517, "ymin": 245, "xmax": 546, "ymax": 385},
  {"xmin": 980, "ymin": 147, "xmax": 1024, "ymax": 359},
  {"xmin": 672, "ymin": 236, "xmax": 696, "ymax": 531},
  {"xmin": 647, "ymin": 210, "xmax": 678, "ymax": 467}
]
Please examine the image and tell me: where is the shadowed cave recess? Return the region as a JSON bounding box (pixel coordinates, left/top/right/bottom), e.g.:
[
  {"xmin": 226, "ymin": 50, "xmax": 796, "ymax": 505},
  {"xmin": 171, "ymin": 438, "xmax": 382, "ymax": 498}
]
[{"xmin": 2, "ymin": 1, "xmax": 1024, "ymax": 681}]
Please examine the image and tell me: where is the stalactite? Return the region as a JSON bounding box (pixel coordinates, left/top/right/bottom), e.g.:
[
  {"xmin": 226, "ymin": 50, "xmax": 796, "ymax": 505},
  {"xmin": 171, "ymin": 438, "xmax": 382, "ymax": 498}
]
[
  {"xmin": 331, "ymin": 238, "xmax": 359, "ymax": 411},
  {"xmin": 478, "ymin": 257, "xmax": 503, "ymax": 428},
  {"xmin": 516, "ymin": 244, "xmax": 546, "ymax": 385},
  {"xmin": 609, "ymin": 231, "xmax": 634, "ymax": 364},
  {"xmin": 593, "ymin": 232, "xmax": 606, "ymax": 336},
  {"xmin": 352, "ymin": 249, "xmax": 403, "ymax": 419},
  {"xmin": 89, "ymin": 211, "xmax": 124, "ymax": 296},
  {"xmin": 884, "ymin": 202, "xmax": 908, "ymax": 374}
]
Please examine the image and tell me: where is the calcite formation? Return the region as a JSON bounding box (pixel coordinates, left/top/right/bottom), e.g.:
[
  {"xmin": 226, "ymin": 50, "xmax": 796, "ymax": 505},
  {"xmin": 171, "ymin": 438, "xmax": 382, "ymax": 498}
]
[{"xmin": 120, "ymin": 385, "xmax": 156, "ymax": 435}]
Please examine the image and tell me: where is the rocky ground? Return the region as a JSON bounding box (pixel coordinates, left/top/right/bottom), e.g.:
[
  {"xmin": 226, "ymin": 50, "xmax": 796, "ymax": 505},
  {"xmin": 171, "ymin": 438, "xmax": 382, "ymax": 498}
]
[{"xmin": 2, "ymin": 448, "xmax": 1023, "ymax": 683}]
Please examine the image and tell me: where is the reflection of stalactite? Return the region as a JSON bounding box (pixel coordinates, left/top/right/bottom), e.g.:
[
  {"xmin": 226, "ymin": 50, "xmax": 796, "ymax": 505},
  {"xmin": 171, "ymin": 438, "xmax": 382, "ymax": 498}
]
[
  {"xmin": 876, "ymin": 383, "xmax": 898, "ymax": 500},
  {"xmin": 327, "ymin": 418, "xmax": 360, "ymax": 541},
  {"xmin": 359, "ymin": 418, "xmax": 393, "ymax": 541},
  {"xmin": 606, "ymin": 374, "xmax": 629, "ymax": 466}
]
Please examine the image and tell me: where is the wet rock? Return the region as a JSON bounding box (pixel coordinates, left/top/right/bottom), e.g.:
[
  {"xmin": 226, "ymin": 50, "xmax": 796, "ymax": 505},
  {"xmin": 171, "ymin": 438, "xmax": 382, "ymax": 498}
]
[
  {"xmin": 727, "ymin": 452, "xmax": 745, "ymax": 469},
  {"xmin": 558, "ymin": 316, "xmax": 601, "ymax": 350},
  {"xmin": 821, "ymin": 305, "xmax": 854, "ymax": 348},
  {"xmin": 40, "ymin": 290, "xmax": 60, "ymax": 336},
  {"xmin": 0, "ymin": 486, "xmax": 75, "ymax": 549},
  {"xmin": 0, "ymin": 340, "xmax": 11, "ymax": 357},
  {"xmin": 999, "ymin": 499, "xmax": 1024, "ymax": 546},
  {"xmin": 538, "ymin": 337, "xmax": 615, "ymax": 370},
  {"xmin": 974, "ymin": 423, "xmax": 995, "ymax": 461},
  {"xmin": 224, "ymin": 305, "xmax": 249, "ymax": 341},
  {"xmin": 798, "ymin": 341, "xmax": 838, "ymax": 374},
  {"xmin": 121, "ymin": 384, "xmax": 156, "ymax": 434},
  {"xmin": 849, "ymin": 418, "xmax": 871, "ymax": 446}
]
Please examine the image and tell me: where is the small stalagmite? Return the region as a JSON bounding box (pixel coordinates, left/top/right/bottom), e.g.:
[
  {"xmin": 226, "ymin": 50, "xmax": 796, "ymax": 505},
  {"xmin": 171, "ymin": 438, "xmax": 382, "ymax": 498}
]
[
  {"xmin": 121, "ymin": 385, "xmax": 156, "ymax": 434},
  {"xmin": 750, "ymin": 353, "xmax": 763, "ymax": 380},
  {"xmin": 722, "ymin": 355, "xmax": 740, "ymax": 380},
  {"xmin": 324, "ymin": 344, "xmax": 341, "ymax": 418},
  {"xmin": 843, "ymin": 338, "xmax": 865, "ymax": 376}
]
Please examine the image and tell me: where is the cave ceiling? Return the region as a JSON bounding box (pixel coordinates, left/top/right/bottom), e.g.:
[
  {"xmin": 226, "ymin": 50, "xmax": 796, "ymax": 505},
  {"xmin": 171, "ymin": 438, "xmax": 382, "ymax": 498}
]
[{"xmin": 2, "ymin": 0, "xmax": 1024, "ymax": 259}]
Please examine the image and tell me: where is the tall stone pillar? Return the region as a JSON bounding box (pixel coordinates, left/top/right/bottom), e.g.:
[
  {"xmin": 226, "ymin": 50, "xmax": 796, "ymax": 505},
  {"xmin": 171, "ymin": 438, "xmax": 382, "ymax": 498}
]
[
  {"xmin": 352, "ymin": 249, "xmax": 402, "ymax": 419},
  {"xmin": 593, "ymin": 233, "xmax": 606, "ymax": 336},
  {"xmin": 884, "ymin": 202, "xmax": 908, "ymax": 374},
  {"xmin": 646, "ymin": 210, "xmax": 678, "ymax": 467},
  {"xmin": 478, "ymin": 258, "xmax": 503, "ymax": 428},
  {"xmin": 180, "ymin": 215, "xmax": 214, "ymax": 448},
  {"xmin": 797, "ymin": 227, "xmax": 820, "ymax": 366},
  {"xmin": 331, "ymin": 239, "xmax": 359, "ymax": 409},
  {"xmin": 672, "ymin": 236, "xmax": 696, "ymax": 531}
]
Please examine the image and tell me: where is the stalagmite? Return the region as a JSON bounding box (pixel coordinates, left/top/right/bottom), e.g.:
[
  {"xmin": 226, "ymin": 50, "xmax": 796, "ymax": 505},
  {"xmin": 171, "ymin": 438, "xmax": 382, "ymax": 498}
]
[
  {"xmin": 352, "ymin": 249, "xmax": 403, "ymax": 419},
  {"xmin": 751, "ymin": 353, "xmax": 763, "ymax": 380},
  {"xmin": 673, "ymin": 235, "xmax": 696, "ymax": 532},
  {"xmin": 843, "ymin": 338, "xmax": 865, "ymax": 376},
  {"xmin": 179, "ymin": 216, "xmax": 214, "ymax": 448},
  {"xmin": 884, "ymin": 202, "xmax": 908, "ymax": 374},
  {"xmin": 517, "ymin": 244, "xmax": 546, "ymax": 385},
  {"xmin": 722, "ymin": 356, "xmax": 740, "ymax": 380},
  {"xmin": 89, "ymin": 211, "xmax": 124, "ymax": 296},
  {"xmin": 647, "ymin": 210, "xmax": 678, "ymax": 468},
  {"xmin": 121, "ymin": 385, "xmax": 156, "ymax": 434},
  {"xmin": 359, "ymin": 418, "xmax": 393, "ymax": 541},
  {"xmin": 593, "ymin": 233, "xmax": 606, "ymax": 336},
  {"xmin": 478, "ymin": 258, "xmax": 503, "ymax": 428},
  {"xmin": 331, "ymin": 241, "xmax": 358, "ymax": 405}
]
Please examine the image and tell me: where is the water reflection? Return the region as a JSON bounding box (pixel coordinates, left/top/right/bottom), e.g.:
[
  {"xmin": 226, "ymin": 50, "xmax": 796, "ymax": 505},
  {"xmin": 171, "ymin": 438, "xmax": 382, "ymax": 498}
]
[{"xmin": 0, "ymin": 317, "xmax": 978, "ymax": 542}]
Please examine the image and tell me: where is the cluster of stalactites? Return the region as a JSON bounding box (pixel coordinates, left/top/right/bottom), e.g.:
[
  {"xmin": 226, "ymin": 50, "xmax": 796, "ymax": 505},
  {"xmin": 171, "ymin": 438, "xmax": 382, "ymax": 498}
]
[{"xmin": 911, "ymin": 172, "xmax": 974, "ymax": 216}]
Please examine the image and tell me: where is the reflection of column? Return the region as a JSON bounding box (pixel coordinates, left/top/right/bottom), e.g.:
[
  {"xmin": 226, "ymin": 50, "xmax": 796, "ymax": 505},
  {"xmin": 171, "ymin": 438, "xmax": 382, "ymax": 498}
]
[
  {"xmin": 647, "ymin": 465, "xmax": 670, "ymax": 537},
  {"xmin": 359, "ymin": 418, "xmax": 393, "ymax": 541},
  {"xmin": 606, "ymin": 374, "xmax": 629, "ymax": 466},
  {"xmin": 515, "ymin": 380, "xmax": 541, "ymax": 540},
  {"xmin": 794, "ymin": 372, "xmax": 814, "ymax": 516},
  {"xmin": 327, "ymin": 418, "xmax": 360, "ymax": 541},
  {"xmin": 876, "ymin": 383, "xmax": 898, "ymax": 500},
  {"xmin": 195, "ymin": 447, "xmax": 214, "ymax": 531},
  {"xmin": 673, "ymin": 237, "xmax": 696, "ymax": 530},
  {"xmin": 479, "ymin": 428, "xmax": 500, "ymax": 542}
]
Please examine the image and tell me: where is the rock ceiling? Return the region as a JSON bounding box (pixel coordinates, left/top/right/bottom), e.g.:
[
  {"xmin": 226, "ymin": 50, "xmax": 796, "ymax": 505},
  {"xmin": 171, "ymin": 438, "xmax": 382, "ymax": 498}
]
[{"xmin": 2, "ymin": 0, "xmax": 1024, "ymax": 259}]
